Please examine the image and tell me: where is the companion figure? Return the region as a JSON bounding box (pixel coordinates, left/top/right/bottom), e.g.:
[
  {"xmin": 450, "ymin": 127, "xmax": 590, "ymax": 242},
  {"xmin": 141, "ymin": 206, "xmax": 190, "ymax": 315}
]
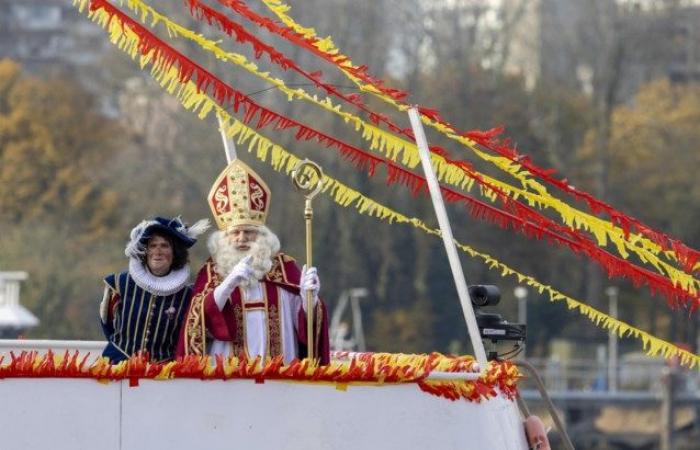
[{"xmin": 99, "ymin": 216, "xmax": 208, "ymax": 363}]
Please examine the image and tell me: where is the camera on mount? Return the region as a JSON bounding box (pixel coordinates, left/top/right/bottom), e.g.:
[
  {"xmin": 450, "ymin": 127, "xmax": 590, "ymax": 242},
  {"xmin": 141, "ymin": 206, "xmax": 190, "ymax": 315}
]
[
  {"xmin": 468, "ymin": 284, "xmax": 501, "ymax": 307},
  {"xmin": 468, "ymin": 285, "xmax": 526, "ymax": 347}
]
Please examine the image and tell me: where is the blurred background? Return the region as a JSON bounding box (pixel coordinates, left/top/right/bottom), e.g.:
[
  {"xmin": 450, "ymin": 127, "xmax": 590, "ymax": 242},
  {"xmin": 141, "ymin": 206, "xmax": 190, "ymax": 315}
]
[{"xmin": 1, "ymin": 1, "xmax": 700, "ymax": 447}]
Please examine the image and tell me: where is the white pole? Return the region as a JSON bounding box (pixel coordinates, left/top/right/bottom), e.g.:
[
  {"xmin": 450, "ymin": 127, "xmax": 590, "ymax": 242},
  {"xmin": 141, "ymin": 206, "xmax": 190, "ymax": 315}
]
[
  {"xmin": 407, "ymin": 107, "xmax": 488, "ymax": 373},
  {"xmin": 606, "ymin": 286, "xmax": 619, "ymax": 392},
  {"xmin": 350, "ymin": 288, "xmax": 368, "ymax": 352},
  {"xmin": 329, "ymin": 290, "xmax": 350, "ymax": 349},
  {"xmin": 217, "ymin": 113, "xmax": 237, "ymax": 163},
  {"xmin": 514, "ymin": 286, "xmax": 528, "ymax": 325},
  {"xmin": 514, "ymin": 286, "xmax": 528, "ymax": 357}
]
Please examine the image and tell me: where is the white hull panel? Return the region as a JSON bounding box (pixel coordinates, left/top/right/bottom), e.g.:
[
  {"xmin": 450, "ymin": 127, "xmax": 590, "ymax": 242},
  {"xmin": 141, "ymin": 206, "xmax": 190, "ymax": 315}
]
[
  {"xmin": 0, "ymin": 377, "xmax": 527, "ymax": 450},
  {"xmin": 0, "ymin": 340, "xmax": 528, "ymax": 449}
]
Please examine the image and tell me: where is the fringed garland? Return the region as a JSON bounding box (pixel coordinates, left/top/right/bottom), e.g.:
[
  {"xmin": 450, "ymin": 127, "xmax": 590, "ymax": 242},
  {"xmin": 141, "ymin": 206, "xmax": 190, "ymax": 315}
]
[
  {"xmin": 254, "ymin": 0, "xmax": 700, "ymax": 275},
  {"xmin": 220, "ymin": 117, "xmax": 700, "ymax": 370},
  {"xmin": 78, "ymin": 0, "xmax": 698, "ymax": 309},
  {"xmin": 0, "ymin": 350, "xmax": 520, "ymax": 403},
  {"xmin": 181, "ymin": 0, "xmax": 405, "ymax": 138},
  {"xmin": 181, "ymin": 0, "xmax": 700, "ymax": 304},
  {"xmin": 224, "ymin": 0, "xmax": 409, "ymax": 101},
  {"xmin": 70, "ymin": 0, "xmax": 700, "ymax": 364}
]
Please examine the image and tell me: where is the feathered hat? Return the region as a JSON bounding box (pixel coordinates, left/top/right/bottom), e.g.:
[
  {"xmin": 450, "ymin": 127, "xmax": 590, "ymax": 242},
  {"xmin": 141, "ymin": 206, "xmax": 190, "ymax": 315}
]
[
  {"xmin": 125, "ymin": 216, "xmax": 210, "ymax": 258},
  {"xmin": 208, "ymin": 159, "xmax": 271, "ymax": 231}
]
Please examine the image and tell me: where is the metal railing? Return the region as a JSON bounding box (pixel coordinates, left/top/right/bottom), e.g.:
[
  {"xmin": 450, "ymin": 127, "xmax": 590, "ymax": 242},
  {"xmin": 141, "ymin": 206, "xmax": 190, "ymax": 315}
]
[{"xmin": 518, "ymin": 356, "xmax": 700, "ymax": 394}]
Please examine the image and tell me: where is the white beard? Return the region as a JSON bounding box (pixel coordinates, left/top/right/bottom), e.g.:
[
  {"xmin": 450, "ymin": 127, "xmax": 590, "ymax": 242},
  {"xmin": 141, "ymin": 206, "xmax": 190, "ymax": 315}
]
[{"xmin": 208, "ymin": 228, "xmax": 280, "ymax": 287}]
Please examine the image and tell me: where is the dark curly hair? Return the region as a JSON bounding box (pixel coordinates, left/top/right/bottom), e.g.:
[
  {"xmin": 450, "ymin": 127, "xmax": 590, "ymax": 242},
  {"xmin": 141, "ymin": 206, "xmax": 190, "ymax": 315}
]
[{"xmin": 139, "ymin": 232, "xmax": 189, "ymax": 272}]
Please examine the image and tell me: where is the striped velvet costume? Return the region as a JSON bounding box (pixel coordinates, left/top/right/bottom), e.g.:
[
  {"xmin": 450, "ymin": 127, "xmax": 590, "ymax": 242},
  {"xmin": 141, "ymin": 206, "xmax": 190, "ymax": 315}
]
[{"xmin": 100, "ymin": 271, "xmax": 191, "ymax": 363}]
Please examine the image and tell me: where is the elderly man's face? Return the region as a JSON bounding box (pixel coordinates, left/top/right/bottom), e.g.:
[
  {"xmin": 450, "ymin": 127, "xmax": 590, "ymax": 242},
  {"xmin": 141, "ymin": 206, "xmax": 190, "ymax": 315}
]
[{"xmin": 226, "ymin": 226, "xmax": 259, "ymax": 252}]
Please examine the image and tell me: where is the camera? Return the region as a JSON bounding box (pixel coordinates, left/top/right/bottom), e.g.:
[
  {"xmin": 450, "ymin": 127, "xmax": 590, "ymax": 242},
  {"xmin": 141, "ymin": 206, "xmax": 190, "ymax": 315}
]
[
  {"xmin": 468, "ymin": 285, "xmax": 526, "ymax": 345},
  {"xmin": 468, "ymin": 284, "xmax": 501, "ymax": 307}
]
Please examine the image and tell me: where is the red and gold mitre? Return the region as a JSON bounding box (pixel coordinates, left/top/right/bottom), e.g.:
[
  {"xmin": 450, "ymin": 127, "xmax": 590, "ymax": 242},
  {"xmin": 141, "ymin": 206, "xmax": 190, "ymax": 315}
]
[{"xmin": 208, "ymin": 159, "xmax": 271, "ymax": 230}]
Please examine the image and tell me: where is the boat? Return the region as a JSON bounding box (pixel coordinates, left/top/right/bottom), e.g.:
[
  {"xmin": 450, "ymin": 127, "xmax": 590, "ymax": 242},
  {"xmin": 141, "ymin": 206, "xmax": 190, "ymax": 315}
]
[
  {"xmin": 0, "ymin": 340, "xmax": 530, "ymax": 449},
  {"xmin": 6, "ymin": 2, "xmax": 697, "ymax": 449}
]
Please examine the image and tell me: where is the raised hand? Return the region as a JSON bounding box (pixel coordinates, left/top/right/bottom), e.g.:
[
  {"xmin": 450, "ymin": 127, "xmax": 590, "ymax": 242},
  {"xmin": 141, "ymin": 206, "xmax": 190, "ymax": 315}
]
[
  {"xmin": 214, "ymin": 255, "xmax": 254, "ymax": 309},
  {"xmin": 227, "ymin": 255, "xmax": 254, "ymax": 287}
]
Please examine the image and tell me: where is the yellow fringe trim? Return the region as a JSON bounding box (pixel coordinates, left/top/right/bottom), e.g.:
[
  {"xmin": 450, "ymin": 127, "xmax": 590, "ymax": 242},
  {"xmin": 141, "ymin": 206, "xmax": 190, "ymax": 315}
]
[
  {"xmin": 99, "ymin": 0, "xmax": 700, "ymax": 296},
  {"xmin": 223, "ymin": 117, "xmax": 700, "ymax": 370},
  {"xmin": 73, "ymin": 0, "xmax": 700, "ymax": 370},
  {"xmin": 259, "ymin": 0, "xmax": 699, "ymax": 289}
]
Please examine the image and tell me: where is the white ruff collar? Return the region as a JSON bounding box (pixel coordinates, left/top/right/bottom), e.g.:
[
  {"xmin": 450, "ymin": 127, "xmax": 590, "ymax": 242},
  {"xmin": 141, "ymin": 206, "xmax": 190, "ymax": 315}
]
[{"xmin": 128, "ymin": 258, "xmax": 190, "ymax": 296}]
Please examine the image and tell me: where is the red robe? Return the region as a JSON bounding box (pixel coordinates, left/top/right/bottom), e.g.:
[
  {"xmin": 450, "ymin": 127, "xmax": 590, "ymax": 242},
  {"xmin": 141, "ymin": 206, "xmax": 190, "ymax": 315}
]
[{"xmin": 176, "ymin": 253, "xmax": 330, "ymax": 365}]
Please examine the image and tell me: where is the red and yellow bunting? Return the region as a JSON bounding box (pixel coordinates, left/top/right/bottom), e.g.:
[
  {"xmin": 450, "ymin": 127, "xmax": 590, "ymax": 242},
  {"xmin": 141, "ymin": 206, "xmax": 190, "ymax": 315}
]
[
  {"xmin": 76, "ymin": 0, "xmax": 699, "ymax": 309},
  {"xmin": 69, "ymin": 0, "xmax": 700, "ymax": 368},
  {"xmin": 0, "ymin": 350, "xmax": 520, "ymax": 403},
  {"xmin": 165, "ymin": 0, "xmax": 700, "ymax": 296},
  {"xmin": 253, "ymin": 0, "xmax": 700, "ymax": 275},
  {"xmin": 180, "ymin": 0, "xmax": 700, "ymax": 306},
  {"xmin": 221, "ymin": 117, "xmax": 700, "ymax": 370}
]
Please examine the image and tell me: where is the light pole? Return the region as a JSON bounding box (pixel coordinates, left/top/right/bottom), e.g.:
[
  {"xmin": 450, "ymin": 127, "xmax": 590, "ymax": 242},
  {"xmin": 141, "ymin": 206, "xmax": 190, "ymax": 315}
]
[
  {"xmin": 605, "ymin": 286, "xmax": 619, "ymax": 392},
  {"xmin": 329, "ymin": 288, "xmax": 368, "ymax": 352},
  {"xmin": 349, "ymin": 288, "xmax": 368, "ymax": 352},
  {"xmin": 514, "ymin": 286, "xmax": 528, "ymax": 325},
  {"xmin": 514, "ymin": 286, "xmax": 528, "ymax": 356}
]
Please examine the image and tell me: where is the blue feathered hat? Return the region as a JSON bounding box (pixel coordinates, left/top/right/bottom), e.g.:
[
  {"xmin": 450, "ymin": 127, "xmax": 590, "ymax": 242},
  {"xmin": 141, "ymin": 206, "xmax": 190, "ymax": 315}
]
[{"xmin": 125, "ymin": 216, "xmax": 210, "ymax": 258}]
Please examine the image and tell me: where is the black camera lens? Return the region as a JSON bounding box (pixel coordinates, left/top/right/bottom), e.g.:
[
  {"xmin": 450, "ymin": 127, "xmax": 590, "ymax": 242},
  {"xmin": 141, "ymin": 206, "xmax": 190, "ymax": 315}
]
[{"xmin": 468, "ymin": 285, "xmax": 501, "ymax": 307}]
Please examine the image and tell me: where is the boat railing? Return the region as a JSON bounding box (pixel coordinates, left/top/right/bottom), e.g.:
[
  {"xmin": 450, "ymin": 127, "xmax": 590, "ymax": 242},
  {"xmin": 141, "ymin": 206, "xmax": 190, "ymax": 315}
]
[{"xmin": 520, "ymin": 356, "xmax": 700, "ymax": 394}]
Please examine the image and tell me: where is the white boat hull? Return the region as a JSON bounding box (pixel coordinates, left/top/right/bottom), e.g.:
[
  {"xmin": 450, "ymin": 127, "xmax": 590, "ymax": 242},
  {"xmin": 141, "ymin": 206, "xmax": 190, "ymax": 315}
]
[
  {"xmin": 1, "ymin": 378, "xmax": 528, "ymax": 450},
  {"xmin": 0, "ymin": 340, "xmax": 528, "ymax": 449}
]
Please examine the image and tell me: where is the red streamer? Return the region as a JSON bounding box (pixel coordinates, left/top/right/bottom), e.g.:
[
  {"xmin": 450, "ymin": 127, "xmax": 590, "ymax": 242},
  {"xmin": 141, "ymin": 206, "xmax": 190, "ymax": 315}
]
[
  {"xmin": 183, "ymin": 0, "xmax": 451, "ymax": 153},
  {"xmin": 213, "ymin": 0, "xmax": 700, "ymax": 274},
  {"xmin": 88, "ymin": 0, "xmax": 698, "ymax": 308},
  {"xmin": 464, "ymin": 128, "xmax": 700, "ymax": 273}
]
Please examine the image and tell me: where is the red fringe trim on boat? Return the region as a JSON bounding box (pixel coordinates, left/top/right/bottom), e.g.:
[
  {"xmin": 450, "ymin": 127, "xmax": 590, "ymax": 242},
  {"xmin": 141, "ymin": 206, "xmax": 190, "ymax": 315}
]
[{"xmin": 0, "ymin": 350, "xmax": 520, "ymax": 403}]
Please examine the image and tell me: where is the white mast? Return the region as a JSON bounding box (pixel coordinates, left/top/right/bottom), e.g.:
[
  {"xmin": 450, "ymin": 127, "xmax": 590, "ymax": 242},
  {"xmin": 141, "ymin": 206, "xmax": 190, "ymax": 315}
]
[
  {"xmin": 407, "ymin": 107, "xmax": 488, "ymax": 373},
  {"xmin": 217, "ymin": 113, "xmax": 237, "ymax": 163}
]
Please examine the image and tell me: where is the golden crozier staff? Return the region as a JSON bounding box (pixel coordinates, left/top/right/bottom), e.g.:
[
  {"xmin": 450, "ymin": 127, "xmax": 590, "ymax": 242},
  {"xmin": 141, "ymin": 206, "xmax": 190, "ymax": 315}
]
[{"xmin": 291, "ymin": 159, "xmax": 324, "ymax": 362}]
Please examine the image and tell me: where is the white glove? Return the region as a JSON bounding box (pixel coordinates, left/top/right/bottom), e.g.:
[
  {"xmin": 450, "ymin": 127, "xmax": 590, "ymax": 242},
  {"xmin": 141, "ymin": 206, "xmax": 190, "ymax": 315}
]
[
  {"xmin": 214, "ymin": 255, "xmax": 254, "ymax": 310},
  {"xmin": 300, "ymin": 265, "xmax": 320, "ymax": 312}
]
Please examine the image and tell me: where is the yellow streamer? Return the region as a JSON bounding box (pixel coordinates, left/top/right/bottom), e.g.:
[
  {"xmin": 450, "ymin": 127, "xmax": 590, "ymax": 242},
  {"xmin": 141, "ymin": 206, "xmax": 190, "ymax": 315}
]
[
  {"xmin": 73, "ymin": 0, "xmax": 700, "ymax": 369},
  {"xmin": 223, "ymin": 116, "xmax": 699, "ymax": 370},
  {"xmin": 259, "ymin": 0, "xmax": 699, "ymax": 288},
  {"xmin": 117, "ymin": 0, "xmax": 700, "ymax": 296}
]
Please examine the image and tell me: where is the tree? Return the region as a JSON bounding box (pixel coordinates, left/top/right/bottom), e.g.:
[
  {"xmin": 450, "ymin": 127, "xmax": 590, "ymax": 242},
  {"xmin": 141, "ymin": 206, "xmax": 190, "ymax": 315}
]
[
  {"xmin": 604, "ymin": 80, "xmax": 700, "ymax": 237},
  {"xmin": 579, "ymin": 79, "xmax": 700, "ymax": 347},
  {"xmin": 0, "ymin": 59, "xmax": 121, "ymax": 236},
  {"xmin": 0, "ymin": 59, "xmax": 125, "ymax": 338},
  {"xmin": 538, "ymin": 0, "xmax": 691, "ymax": 309}
]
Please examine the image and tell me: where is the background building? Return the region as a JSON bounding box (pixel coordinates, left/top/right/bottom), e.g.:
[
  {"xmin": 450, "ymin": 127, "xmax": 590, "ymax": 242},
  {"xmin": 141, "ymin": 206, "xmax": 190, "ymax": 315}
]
[
  {"xmin": 0, "ymin": 0, "xmax": 111, "ymax": 94},
  {"xmin": 0, "ymin": 272, "xmax": 38, "ymax": 338}
]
